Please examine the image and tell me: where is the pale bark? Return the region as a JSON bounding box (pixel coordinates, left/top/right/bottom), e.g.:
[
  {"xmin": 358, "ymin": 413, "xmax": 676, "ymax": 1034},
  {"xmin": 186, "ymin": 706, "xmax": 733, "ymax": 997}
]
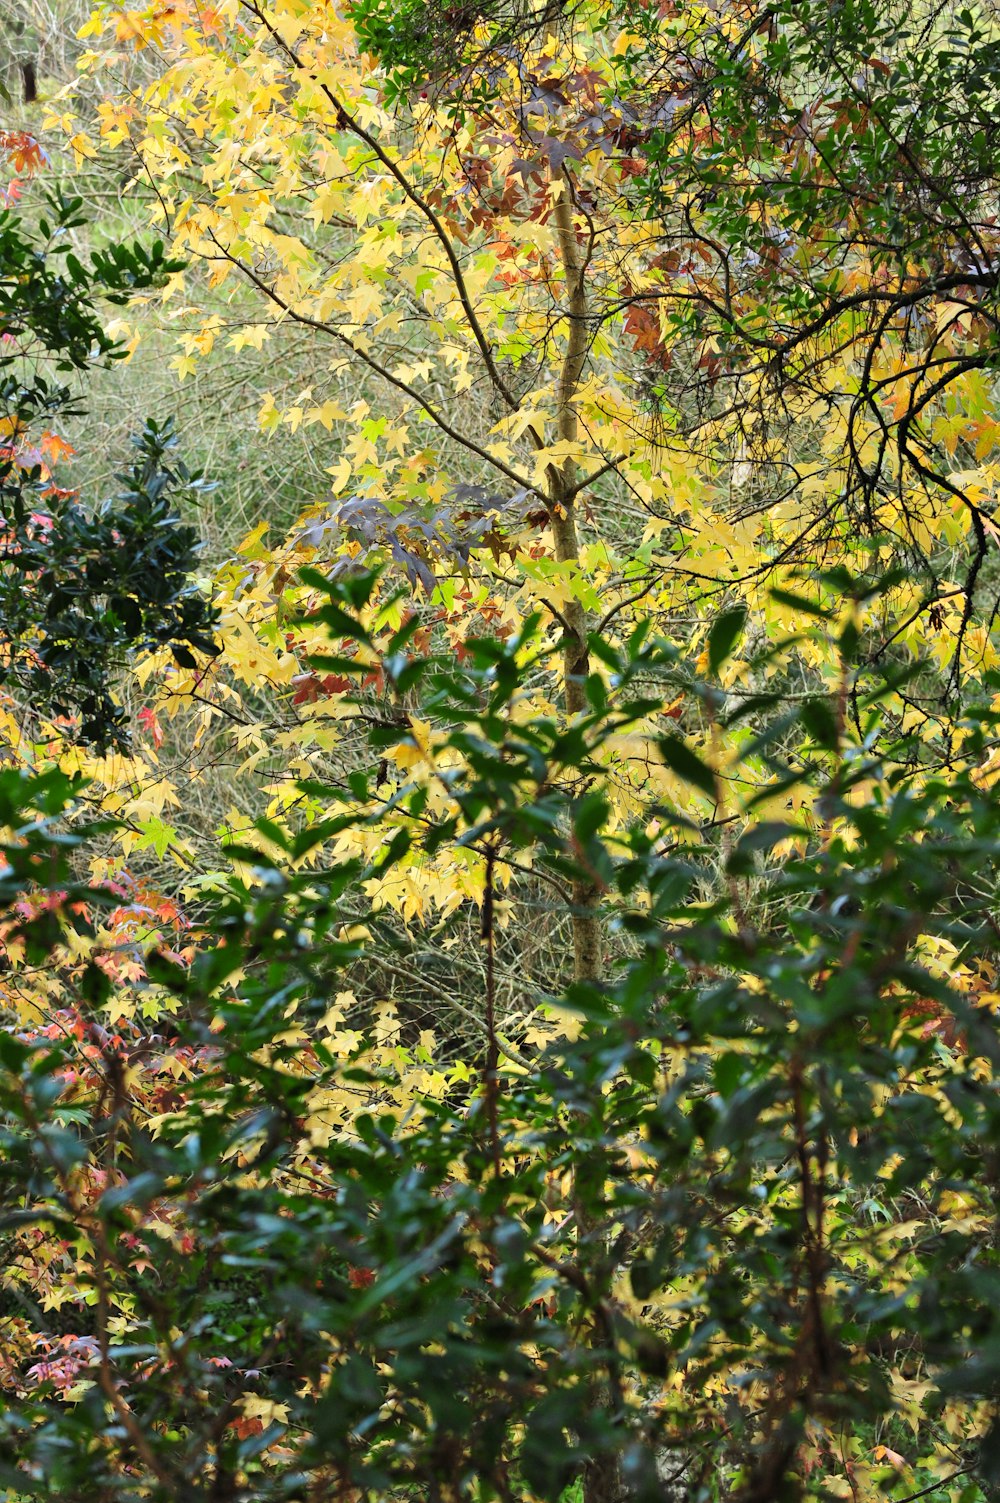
[
  {"xmin": 550, "ymin": 176, "xmax": 602, "ymax": 989},
  {"xmin": 551, "ymin": 175, "xmax": 627, "ymax": 1503}
]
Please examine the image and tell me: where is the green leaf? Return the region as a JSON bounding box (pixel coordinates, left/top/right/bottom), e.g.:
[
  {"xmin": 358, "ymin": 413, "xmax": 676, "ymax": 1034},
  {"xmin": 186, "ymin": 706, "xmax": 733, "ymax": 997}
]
[
  {"xmin": 657, "ymin": 736, "xmax": 719, "ymax": 799},
  {"xmin": 707, "ymin": 604, "xmax": 747, "ymax": 676},
  {"xmin": 769, "ymin": 586, "xmax": 830, "ymax": 619}
]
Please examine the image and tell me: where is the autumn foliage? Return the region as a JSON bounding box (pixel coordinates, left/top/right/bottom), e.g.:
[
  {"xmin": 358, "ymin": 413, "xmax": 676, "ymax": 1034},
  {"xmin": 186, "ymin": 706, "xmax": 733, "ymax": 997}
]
[{"xmin": 1, "ymin": 1, "xmax": 1000, "ymax": 1501}]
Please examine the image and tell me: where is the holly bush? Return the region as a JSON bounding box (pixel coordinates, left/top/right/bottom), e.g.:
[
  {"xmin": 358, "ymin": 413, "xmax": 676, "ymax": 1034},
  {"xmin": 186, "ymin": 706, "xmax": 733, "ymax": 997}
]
[
  {"xmin": 0, "ymin": 190, "xmax": 218, "ymax": 750},
  {"xmin": 0, "ymin": 568, "xmax": 998, "ymax": 1503}
]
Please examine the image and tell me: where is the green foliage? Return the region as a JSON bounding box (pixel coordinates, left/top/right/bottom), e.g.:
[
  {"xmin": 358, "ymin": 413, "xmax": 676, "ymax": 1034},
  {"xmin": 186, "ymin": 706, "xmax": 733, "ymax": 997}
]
[
  {"xmin": 1, "ymin": 570, "xmax": 999, "ymax": 1499},
  {"xmin": 0, "ymin": 193, "xmax": 181, "ymax": 396},
  {"xmin": 628, "ymin": 0, "xmax": 1000, "ymax": 546},
  {"xmin": 0, "ymin": 192, "xmax": 218, "ymax": 749},
  {"xmin": 347, "ymin": 0, "xmax": 552, "ymax": 102},
  {"xmin": 347, "ymin": 0, "xmax": 480, "ymax": 88},
  {"xmin": 0, "ymin": 420, "xmax": 220, "ymax": 748}
]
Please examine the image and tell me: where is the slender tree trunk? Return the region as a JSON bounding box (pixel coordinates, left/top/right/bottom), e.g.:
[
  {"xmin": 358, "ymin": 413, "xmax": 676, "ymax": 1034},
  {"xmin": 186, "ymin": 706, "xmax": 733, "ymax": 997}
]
[
  {"xmin": 550, "ymin": 172, "xmax": 628, "ymax": 1503},
  {"xmin": 550, "ymin": 174, "xmax": 602, "ymax": 988}
]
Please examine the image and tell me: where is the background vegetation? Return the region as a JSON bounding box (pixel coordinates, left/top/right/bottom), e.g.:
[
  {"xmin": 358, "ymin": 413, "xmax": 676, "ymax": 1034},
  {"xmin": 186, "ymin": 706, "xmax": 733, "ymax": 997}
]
[{"xmin": 1, "ymin": 1, "xmax": 1000, "ymax": 1501}]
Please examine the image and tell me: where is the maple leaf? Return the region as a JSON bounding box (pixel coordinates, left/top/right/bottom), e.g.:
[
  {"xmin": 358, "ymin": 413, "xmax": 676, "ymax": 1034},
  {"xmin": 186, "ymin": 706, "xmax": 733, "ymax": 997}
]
[
  {"xmin": 39, "ymin": 433, "xmax": 76, "ymax": 465},
  {"xmin": 0, "ymin": 132, "xmax": 49, "ymax": 177},
  {"xmin": 137, "ymin": 707, "xmax": 165, "ymax": 749}
]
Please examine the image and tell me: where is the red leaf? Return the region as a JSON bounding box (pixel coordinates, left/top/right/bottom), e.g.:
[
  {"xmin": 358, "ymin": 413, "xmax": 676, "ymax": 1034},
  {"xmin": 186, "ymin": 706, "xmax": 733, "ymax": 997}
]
[{"xmin": 137, "ymin": 706, "xmax": 164, "ymax": 749}]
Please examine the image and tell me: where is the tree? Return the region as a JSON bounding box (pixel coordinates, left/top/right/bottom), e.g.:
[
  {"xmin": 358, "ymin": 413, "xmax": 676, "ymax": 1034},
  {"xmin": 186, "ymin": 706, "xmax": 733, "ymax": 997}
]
[
  {"xmin": 620, "ymin": 0, "xmax": 1000, "ymax": 698},
  {"xmin": 66, "ymin": 0, "xmax": 1000, "ymax": 780},
  {"xmin": 0, "ymin": 134, "xmax": 218, "ymax": 749}
]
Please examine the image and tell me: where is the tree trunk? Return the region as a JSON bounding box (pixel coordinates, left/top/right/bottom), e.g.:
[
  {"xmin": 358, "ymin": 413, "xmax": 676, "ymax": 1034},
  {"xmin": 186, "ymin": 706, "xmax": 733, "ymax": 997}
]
[
  {"xmin": 549, "ymin": 173, "xmax": 602, "ymax": 990},
  {"xmin": 550, "ymin": 172, "xmax": 627, "ymax": 1503}
]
